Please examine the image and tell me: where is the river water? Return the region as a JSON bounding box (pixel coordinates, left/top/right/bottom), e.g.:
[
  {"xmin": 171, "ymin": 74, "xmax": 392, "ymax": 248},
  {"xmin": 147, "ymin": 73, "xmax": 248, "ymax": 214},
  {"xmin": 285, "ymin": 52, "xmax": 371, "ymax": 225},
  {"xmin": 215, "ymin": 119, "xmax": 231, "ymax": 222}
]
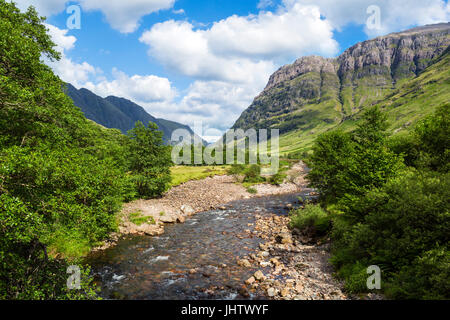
[{"xmin": 85, "ymin": 189, "xmax": 316, "ymax": 300}]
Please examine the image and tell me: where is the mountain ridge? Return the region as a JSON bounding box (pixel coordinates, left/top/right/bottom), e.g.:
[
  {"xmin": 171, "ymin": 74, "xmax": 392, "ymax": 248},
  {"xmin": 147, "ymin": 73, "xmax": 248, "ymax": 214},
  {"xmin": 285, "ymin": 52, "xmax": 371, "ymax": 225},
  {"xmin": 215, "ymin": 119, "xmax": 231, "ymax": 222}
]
[
  {"xmin": 66, "ymin": 84, "xmax": 205, "ymax": 144},
  {"xmin": 231, "ymin": 23, "xmax": 450, "ymax": 156}
]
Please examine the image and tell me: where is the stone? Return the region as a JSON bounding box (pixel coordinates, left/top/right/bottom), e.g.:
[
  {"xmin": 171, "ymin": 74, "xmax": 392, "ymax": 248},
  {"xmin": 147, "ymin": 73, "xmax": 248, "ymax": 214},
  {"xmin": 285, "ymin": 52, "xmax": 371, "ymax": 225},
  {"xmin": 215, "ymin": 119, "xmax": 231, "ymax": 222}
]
[
  {"xmin": 280, "ymin": 288, "xmax": 290, "ymax": 297},
  {"xmin": 159, "ymin": 215, "xmax": 176, "ymax": 223},
  {"xmin": 275, "ymin": 232, "xmax": 293, "ymax": 244},
  {"xmin": 176, "ymin": 215, "xmax": 186, "ymax": 223},
  {"xmin": 245, "ymin": 277, "xmax": 256, "ymax": 285},
  {"xmin": 267, "ymin": 288, "xmax": 277, "ymax": 297},
  {"xmin": 180, "ymin": 205, "xmax": 195, "ymax": 215},
  {"xmin": 254, "ymin": 270, "xmax": 266, "ymax": 281},
  {"xmin": 237, "ymin": 259, "xmax": 252, "ymax": 268}
]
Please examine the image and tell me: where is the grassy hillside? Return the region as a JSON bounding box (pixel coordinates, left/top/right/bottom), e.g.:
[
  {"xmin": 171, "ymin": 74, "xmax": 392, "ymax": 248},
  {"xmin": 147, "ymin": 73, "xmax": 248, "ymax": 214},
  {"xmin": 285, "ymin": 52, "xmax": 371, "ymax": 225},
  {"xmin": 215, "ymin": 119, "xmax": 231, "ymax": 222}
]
[{"xmin": 279, "ymin": 48, "xmax": 450, "ymax": 157}]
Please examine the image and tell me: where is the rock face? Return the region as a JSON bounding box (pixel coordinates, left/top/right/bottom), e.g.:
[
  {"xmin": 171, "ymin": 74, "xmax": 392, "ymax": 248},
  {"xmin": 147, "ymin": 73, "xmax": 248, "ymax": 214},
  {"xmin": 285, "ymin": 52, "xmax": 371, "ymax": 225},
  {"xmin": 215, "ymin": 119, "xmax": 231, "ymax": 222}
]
[{"xmin": 232, "ymin": 23, "xmax": 450, "ymax": 137}]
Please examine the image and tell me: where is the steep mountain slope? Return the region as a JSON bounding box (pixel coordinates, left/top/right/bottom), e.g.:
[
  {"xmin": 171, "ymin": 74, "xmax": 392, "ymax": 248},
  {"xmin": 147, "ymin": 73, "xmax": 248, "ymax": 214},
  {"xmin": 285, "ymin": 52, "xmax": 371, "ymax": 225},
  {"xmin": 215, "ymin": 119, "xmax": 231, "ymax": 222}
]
[
  {"xmin": 231, "ymin": 23, "xmax": 450, "ymax": 156},
  {"xmin": 66, "ymin": 84, "xmax": 203, "ymax": 143}
]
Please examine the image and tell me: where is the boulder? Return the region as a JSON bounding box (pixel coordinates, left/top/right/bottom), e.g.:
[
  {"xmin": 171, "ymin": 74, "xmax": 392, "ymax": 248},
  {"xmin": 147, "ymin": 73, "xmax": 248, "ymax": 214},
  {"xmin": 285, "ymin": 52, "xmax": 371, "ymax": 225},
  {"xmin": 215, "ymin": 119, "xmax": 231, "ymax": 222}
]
[
  {"xmin": 254, "ymin": 270, "xmax": 266, "ymax": 281},
  {"xmin": 180, "ymin": 205, "xmax": 195, "ymax": 215}
]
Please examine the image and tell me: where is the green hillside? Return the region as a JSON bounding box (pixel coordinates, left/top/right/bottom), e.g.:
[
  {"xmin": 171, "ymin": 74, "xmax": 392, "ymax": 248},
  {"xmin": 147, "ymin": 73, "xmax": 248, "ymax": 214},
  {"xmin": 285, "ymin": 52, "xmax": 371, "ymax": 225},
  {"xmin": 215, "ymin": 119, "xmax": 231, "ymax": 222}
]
[{"xmin": 231, "ymin": 24, "xmax": 450, "ymax": 157}]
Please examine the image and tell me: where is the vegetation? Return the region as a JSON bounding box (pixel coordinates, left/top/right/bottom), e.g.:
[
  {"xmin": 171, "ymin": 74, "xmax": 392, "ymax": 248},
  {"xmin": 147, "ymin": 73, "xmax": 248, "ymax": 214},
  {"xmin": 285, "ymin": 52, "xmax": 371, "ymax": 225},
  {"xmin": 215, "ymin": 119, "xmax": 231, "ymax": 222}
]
[
  {"xmin": 129, "ymin": 212, "xmax": 155, "ymax": 226},
  {"xmin": 0, "ymin": 1, "xmax": 171, "ymax": 299},
  {"xmin": 170, "ymin": 165, "xmax": 228, "ymax": 187},
  {"xmin": 299, "ymin": 104, "xmax": 449, "ymax": 299},
  {"xmin": 289, "ymin": 203, "xmax": 331, "ymax": 237}
]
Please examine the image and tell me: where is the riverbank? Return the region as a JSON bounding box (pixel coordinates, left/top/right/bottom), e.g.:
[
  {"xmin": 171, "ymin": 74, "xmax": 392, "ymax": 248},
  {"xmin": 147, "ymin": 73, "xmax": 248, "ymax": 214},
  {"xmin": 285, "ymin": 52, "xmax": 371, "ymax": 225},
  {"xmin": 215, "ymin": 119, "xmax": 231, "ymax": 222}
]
[
  {"xmin": 236, "ymin": 207, "xmax": 383, "ymax": 300},
  {"xmin": 94, "ymin": 162, "xmax": 309, "ymax": 250}
]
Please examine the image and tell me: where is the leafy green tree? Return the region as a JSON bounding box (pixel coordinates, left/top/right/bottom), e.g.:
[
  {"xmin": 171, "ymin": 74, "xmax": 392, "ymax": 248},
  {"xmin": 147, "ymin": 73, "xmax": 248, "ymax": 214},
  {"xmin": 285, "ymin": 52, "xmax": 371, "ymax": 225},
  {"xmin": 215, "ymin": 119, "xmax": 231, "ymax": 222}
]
[
  {"xmin": 0, "ymin": 1, "xmax": 134, "ymax": 299},
  {"xmin": 308, "ymin": 106, "xmax": 403, "ymax": 204},
  {"xmin": 127, "ymin": 121, "xmax": 172, "ymax": 198}
]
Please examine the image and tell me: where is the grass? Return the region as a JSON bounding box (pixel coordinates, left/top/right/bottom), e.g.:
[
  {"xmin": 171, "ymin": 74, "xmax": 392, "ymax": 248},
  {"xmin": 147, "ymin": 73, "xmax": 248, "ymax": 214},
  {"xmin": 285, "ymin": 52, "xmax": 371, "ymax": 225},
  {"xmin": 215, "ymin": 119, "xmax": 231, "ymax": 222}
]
[
  {"xmin": 246, "ymin": 187, "xmax": 258, "ymax": 194},
  {"xmin": 129, "ymin": 211, "xmax": 155, "ymax": 226},
  {"xmin": 170, "ymin": 165, "xmax": 229, "ymax": 187}
]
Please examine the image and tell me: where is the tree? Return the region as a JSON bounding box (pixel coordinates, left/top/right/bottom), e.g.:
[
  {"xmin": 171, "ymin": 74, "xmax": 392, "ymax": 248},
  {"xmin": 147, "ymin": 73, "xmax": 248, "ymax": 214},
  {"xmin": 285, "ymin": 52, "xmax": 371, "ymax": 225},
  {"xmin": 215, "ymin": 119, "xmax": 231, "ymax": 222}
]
[
  {"xmin": 307, "ymin": 106, "xmax": 403, "ymax": 204},
  {"xmin": 127, "ymin": 121, "xmax": 172, "ymax": 198}
]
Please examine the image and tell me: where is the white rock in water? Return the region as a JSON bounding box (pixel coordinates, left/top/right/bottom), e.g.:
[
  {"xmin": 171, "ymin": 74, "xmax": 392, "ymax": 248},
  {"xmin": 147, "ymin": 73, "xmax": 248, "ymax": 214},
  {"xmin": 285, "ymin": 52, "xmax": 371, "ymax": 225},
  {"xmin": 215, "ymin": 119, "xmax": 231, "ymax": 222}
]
[
  {"xmin": 180, "ymin": 205, "xmax": 194, "ymax": 215},
  {"xmin": 267, "ymin": 288, "xmax": 277, "ymax": 297}
]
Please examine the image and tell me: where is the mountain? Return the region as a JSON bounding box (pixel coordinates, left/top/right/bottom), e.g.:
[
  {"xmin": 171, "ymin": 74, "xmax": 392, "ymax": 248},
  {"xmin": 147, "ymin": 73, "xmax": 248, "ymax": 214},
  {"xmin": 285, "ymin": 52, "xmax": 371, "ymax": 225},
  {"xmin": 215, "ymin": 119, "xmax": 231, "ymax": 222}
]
[
  {"xmin": 231, "ymin": 23, "xmax": 450, "ymax": 156},
  {"xmin": 65, "ymin": 84, "xmax": 205, "ymax": 144}
]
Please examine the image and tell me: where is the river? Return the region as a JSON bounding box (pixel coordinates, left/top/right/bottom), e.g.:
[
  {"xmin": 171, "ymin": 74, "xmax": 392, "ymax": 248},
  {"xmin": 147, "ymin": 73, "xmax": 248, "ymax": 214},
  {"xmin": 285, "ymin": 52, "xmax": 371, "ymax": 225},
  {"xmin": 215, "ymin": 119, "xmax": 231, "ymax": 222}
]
[{"xmin": 85, "ymin": 189, "xmax": 317, "ymax": 300}]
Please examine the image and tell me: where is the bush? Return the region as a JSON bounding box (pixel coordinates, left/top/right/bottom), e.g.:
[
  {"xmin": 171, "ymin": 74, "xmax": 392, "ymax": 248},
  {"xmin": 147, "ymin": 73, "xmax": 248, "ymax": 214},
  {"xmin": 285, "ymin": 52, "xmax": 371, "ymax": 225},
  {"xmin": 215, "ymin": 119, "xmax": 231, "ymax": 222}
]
[
  {"xmin": 243, "ymin": 164, "xmax": 265, "ymax": 183},
  {"xmin": 308, "ymin": 107, "xmax": 404, "ymax": 204},
  {"xmin": 331, "ymin": 171, "xmax": 450, "ymax": 299},
  {"xmin": 269, "ymin": 172, "xmax": 287, "ymax": 185},
  {"xmin": 246, "ymin": 187, "xmax": 257, "ymax": 194},
  {"xmin": 289, "ymin": 204, "xmax": 331, "ymax": 237}
]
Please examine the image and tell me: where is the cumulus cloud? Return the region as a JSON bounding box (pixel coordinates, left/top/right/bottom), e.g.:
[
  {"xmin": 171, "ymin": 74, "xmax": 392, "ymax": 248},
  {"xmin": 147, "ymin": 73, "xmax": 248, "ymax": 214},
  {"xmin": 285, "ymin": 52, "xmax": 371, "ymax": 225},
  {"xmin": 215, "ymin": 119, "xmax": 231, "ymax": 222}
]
[
  {"xmin": 84, "ymin": 69, "xmax": 177, "ymax": 103},
  {"xmin": 79, "ymin": 0, "xmax": 176, "ymax": 33},
  {"xmin": 289, "ymin": 0, "xmax": 450, "ymax": 36},
  {"xmin": 13, "ymin": 0, "xmax": 176, "ymax": 33},
  {"xmin": 137, "ymin": 2, "xmax": 341, "ymax": 134},
  {"xmin": 44, "ymin": 24, "xmax": 98, "ymax": 87},
  {"xmin": 11, "ymin": 0, "xmax": 67, "ymax": 17},
  {"xmin": 139, "ymin": 4, "xmax": 338, "ymax": 80},
  {"xmin": 141, "ymin": 79, "xmax": 265, "ymax": 135}
]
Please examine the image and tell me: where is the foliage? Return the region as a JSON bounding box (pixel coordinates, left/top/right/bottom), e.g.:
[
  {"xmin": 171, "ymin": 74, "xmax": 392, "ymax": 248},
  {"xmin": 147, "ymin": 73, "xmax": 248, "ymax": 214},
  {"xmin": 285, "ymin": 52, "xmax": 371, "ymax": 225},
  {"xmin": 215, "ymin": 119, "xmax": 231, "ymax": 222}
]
[
  {"xmin": 308, "ymin": 107, "xmax": 404, "ymax": 204},
  {"xmin": 127, "ymin": 121, "xmax": 172, "ymax": 198},
  {"xmin": 129, "ymin": 212, "xmax": 155, "ymax": 226},
  {"xmin": 289, "ymin": 204, "xmax": 331, "ymax": 237},
  {"xmin": 246, "ymin": 187, "xmax": 258, "ymax": 194},
  {"xmin": 268, "ymin": 172, "xmax": 287, "ymax": 185},
  {"xmin": 0, "ymin": 1, "xmax": 172, "ymax": 299},
  {"xmin": 305, "ymin": 104, "xmax": 450, "ymax": 299},
  {"xmin": 243, "ymin": 164, "xmax": 266, "ymax": 183}
]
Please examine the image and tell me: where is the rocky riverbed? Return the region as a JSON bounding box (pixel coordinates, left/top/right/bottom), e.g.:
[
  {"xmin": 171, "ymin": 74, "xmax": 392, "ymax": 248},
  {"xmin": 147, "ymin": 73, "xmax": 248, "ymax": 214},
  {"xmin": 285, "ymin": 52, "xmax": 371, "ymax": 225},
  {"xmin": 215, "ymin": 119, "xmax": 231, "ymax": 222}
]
[{"xmin": 94, "ymin": 162, "xmax": 309, "ymax": 250}]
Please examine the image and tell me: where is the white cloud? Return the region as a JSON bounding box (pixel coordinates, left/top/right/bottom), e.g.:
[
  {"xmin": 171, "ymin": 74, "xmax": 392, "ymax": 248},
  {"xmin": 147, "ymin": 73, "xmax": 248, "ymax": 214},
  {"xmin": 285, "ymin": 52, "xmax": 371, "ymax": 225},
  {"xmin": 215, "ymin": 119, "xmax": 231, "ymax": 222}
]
[
  {"xmin": 79, "ymin": 0, "xmax": 176, "ymax": 33},
  {"xmin": 44, "ymin": 24, "xmax": 177, "ymax": 109},
  {"xmin": 84, "ymin": 69, "xmax": 177, "ymax": 103},
  {"xmin": 141, "ymin": 20, "xmax": 278, "ymax": 83},
  {"xmin": 257, "ymin": 0, "xmax": 275, "ymax": 10},
  {"xmin": 140, "ymin": 79, "xmax": 266, "ymax": 134},
  {"xmin": 139, "ymin": 5, "xmax": 338, "ymax": 81},
  {"xmin": 44, "ymin": 24, "xmax": 98, "ymax": 87},
  {"xmin": 11, "ymin": 0, "xmax": 67, "ymax": 17},
  {"xmin": 12, "ymin": 0, "xmax": 176, "ymax": 33},
  {"xmin": 138, "ymin": 3, "xmax": 340, "ymax": 134},
  {"xmin": 289, "ymin": 0, "xmax": 450, "ymax": 36}
]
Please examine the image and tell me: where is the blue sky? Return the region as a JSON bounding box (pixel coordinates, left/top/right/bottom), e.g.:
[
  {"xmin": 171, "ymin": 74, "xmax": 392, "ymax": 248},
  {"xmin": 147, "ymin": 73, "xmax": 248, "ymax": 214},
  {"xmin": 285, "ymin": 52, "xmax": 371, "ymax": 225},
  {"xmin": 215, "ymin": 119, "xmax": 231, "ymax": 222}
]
[{"xmin": 13, "ymin": 0, "xmax": 450, "ymax": 140}]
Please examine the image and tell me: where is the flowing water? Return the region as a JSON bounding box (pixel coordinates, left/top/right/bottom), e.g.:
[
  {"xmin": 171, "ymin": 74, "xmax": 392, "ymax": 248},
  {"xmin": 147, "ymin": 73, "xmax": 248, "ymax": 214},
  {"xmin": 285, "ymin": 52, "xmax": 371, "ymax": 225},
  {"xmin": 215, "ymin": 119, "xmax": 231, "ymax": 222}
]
[{"xmin": 85, "ymin": 189, "xmax": 317, "ymax": 300}]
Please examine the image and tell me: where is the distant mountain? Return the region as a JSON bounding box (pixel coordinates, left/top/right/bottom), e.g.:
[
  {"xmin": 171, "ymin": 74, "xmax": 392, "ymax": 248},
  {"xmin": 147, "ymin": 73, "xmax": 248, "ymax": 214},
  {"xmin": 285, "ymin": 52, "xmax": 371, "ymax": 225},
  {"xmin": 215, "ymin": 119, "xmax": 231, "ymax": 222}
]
[
  {"xmin": 65, "ymin": 84, "xmax": 205, "ymax": 144},
  {"xmin": 231, "ymin": 23, "xmax": 450, "ymax": 156}
]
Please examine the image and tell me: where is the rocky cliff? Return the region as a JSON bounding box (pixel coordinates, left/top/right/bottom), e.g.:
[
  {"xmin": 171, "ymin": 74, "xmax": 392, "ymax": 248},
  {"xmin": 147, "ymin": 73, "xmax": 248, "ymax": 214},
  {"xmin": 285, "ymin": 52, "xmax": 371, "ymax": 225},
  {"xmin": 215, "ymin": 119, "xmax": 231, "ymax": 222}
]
[{"xmin": 232, "ymin": 23, "xmax": 450, "ymax": 142}]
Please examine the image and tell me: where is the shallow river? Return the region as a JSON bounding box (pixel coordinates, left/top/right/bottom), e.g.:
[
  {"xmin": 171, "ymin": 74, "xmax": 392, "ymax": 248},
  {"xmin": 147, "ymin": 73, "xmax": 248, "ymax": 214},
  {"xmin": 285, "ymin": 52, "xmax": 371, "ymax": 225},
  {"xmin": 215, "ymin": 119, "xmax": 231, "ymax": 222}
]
[{"xmin": 85, "ymin": 189, "xmax": 316, "ymax": 300}]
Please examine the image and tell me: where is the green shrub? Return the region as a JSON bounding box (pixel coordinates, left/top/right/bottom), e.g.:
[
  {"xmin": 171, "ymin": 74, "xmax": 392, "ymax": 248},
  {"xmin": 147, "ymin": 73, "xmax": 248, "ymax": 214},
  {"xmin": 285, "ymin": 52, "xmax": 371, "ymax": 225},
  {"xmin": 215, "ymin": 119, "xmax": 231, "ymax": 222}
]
[
  {"xmin": 331, "ymin": 171, "xmax": 450, "ymax": 299},
  {"xmin": 289, "ymin": 204, "xmax": 331, "ymax": 236},
  {"xmin": 243, "ymin": 164, "xmax": 265, "ymax": 183},
  {"xmin": 226, "ymin": 164, "xmax": 246, "ymax": 176},
  {"xmin": 269, "ymin": 172, "xmax": 287, "ymax": 185},
  {"xmin": 308, "ymin": 107, "xmax": 404, "ymax": 204},
  {"xmin": 246, "ymin": 187, "xmax": 257, "ymax": 194}
]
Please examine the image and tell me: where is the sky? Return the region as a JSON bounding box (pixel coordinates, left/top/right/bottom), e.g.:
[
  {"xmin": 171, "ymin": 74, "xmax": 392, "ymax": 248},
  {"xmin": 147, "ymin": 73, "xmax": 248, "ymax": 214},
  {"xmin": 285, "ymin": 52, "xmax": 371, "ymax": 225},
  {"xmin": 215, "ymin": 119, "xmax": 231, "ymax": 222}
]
[{"xmin": 12, "ymin": 0, "xmax": 450, "ymax": 141}]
